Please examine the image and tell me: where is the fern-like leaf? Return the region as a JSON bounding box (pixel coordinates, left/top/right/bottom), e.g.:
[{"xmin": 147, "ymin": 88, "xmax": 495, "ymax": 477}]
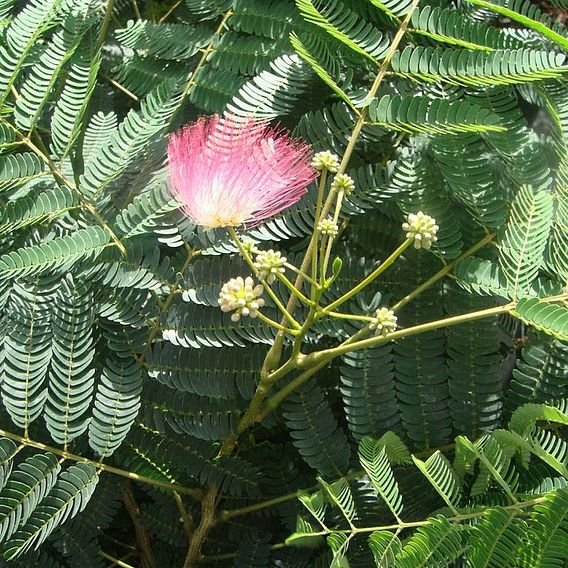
[
  {"xmin": 368, "ymin": 95, "xmax": 504, "ymax": 134},
  {"xmin": 499, "ymin": 185, "xmax": 553, "ymax": 298},
  {"xmin": 395, "ymin": 516, "xmax": 465, "ymax": 567},
  {"xmin": 523, "ymin": 488, "xmax": 568, "ymax": 567},
  {"xmin": 390, "ymin": 47, "xmax": 568, "ymax": 86},
  {"xmin": 412, "ymin": 451, "xmax": 462, "ymax": 513},
  {"xmin": 368, "ymin": 531, "xmax": 402, "ymax": 567},
  {"xmin": 282, "ymin": 379, "xmax": 351, "ymax": 479},
  {"xmin": 227, "ymin": 54, "xmax": 311, "ymax": 119},
  {"xmin": 0, "ymin": 227, "xmax": 111, "ymax": 280},
  {"xmin": 0, "ymin": 0, "xmax": 60, "ymax": 103},
  {"xmin": 0, "ymin": 153, "xmax": 46, "ymax": 192},
  {"xmin": 512, "ymin": 298, "xmax": 568, "ymax": 343},
  {"xmin": 2, "ymin": 278, "xmax": 53, "ymax": 429},
  {"xmin": 0, "ymin": 453, "xmax": 60, "ymax": 543},
  {"xmin": 88, "ymin": 353, "xmax": 142, "ymax": 457},
  {"xmin": 79, "ymin": 80, "xmax": 183, "ymax": 199},
  {"xmin": 45, "ymin": 275, "xmax": 95, "ymax": 446},
  {"xmin": 14, "ymin": 4, "xmax": 95, "ymax": 131},
  {"xmin": 0, "ymin": 440, "xmax": 17, "ymax": 493},
  {"xmin": 0, "ymin": 187, "xmax": 77, "ymax": 236},
  {"xmin": 465, "ymin": 507, "xmax": 527, "ymax": 568},
  {"xmin": 2, "ymin": 463, "xmax": 98, "ymax": 560},
  {"xmin": 297, "ymin": 0, "xmax": 389, "ymax": 61},
  {"xmin": 358, "ymin": 436, "xmax": 404, "ymax": 520}
]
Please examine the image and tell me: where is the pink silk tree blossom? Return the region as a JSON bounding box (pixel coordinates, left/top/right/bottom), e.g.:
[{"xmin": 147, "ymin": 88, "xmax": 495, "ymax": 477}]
[{"xmin": 167, "ymin": 115, "xmax": 317, "ymax": 229}]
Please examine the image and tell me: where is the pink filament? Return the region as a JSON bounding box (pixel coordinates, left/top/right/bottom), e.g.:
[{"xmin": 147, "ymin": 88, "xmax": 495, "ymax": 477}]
[{"xmin": 167, "ymin": 115, "xmax": 317, "ymax": 229}]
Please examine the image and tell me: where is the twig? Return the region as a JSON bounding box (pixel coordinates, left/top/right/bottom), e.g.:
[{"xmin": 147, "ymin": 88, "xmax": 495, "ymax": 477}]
[
  {"xmin": 123, "ymin": 484, "xmax": 156, "ymax": 568},
  {"xmin": 100, "ymin": 551, "xmax": 137, "ymax": 568},
  {"xmin": 174, "ymin": 491, "xmax": 194, "ymax": 537},
  {"xmin": 0, "ymin": 428, "xmax": 202, "ymax": 499}
]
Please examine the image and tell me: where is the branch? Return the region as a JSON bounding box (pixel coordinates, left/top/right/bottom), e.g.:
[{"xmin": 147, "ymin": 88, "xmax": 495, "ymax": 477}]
[
  {"xmin": 123, "ymin": 484, "xmax": 155, "ymax": 568},
  {"xmin": 0, "ymin": 427, "xmax": 202, "ymax": 499}
]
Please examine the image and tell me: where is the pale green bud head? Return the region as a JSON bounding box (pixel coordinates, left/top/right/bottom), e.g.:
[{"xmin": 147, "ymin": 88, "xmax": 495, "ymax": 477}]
[
  {"xmin": 331, "ymin": 173, "xmax": 355, "ymax": 195},
  {"xmin": 253, "ymin": 249, "xmax": 286, "ymax": 284},
  {"xmin": 402, "ymin": 211, "xmax": 439, "ymax": 250},
  {"xmin": 369, "ymin": 307, "xmax": 397, "ymax": 337},
  {"xmin": 311, "ymin": 150, "xmax": 340, "ymax": 173},
  {"xmin": 218, "ymin": 276, "xmax": 265, "ymax": 321},
  {"xmin": 318, "ymin": 218, "xmax": 339, "ymax": 237}
]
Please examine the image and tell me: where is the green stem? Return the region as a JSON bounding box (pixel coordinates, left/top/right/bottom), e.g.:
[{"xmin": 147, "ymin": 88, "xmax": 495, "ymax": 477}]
[
  {"xmin": 208, "ymin": 494, "xmax": 548, "ymax": 563},
  {"xmin": 99, "ymin": 551, "xmax": 137, "ymax": 568},
  {"xmin": 291, "ymin": 286, "xmax": 323, "ymax": 360},
  {"xmin": 228, "ymin": 227, "xmax": 301, "ymax": 330},
  {"xmin": 261, "ymin": 303, "xmax": 514, "ymax": 420},
  {"xmin": 256, "ymin": 312, "xmax": 299, "ymax": 335},
  {"xmin": 257, "ymin": 0, "xmax": 421, "ymax": 371},
  {"xmin": 322, "ymin": 311, "xmax": 375, "ymax": 323},
  {"xmin": 220, "ymin": 443, "xmax": 455, "ymax": 521},
  {"xmin": 284, "ymin": 262, "xmax": 320, "ymax": 288},
  {"xmin": 95, "ymin": 0, "xmax": 117, "ymax": 52},
  {"xmin": 323, "ymin": 239, "xmax": 412, "ymax": 314},
  {"xmin": 311, "ymin": 170, "xmax": 328, "ymax": 290},
  {"xmin": 173, "ymin": 491, "xmax": 194, "ymax": 537},
  {"xmin": 391, "ymin": 232, "xmax": 496, "ymax": 311},
  {"xmin": 306, "ymin": 303, "xmax": 515, "ymax": 367},
  {"xmin": 259, "ymin": 358, "xmax": 330, "ymax": 422},
  {"xmin": 277, "ymin": 273, "xmax": 316, "ymax": 307},
  {"xmin": 283, "ymin": 496, "xmax": 547, "ymax": 540},
  {"xmin": 319, "ymin": 186, "xmax": 345, "ymax": 280}
]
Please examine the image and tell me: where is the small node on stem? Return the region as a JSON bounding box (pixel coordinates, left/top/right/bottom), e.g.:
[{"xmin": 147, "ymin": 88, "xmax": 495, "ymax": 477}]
[
  {"xmin": 253, "ymin": 249, "xmax": 286, "ymax": 284},
  {"xmin": 311, "ymin": 150, "xmax": 340, "ymax": 173},
  {"xmin": 330, "ymin": 173, "xmax": 355, "ymax": 195},
  {"xmin": 293, "ymin": 353, "xmax": 306, "ymax": 367},
  {"xmin": 240, "ymin": 237, "xmax": 259, "ymax": 256},
  {"xmin": 369, "ymin": 307, "xmax": 398, "ymax": 337},
  {"xmin": 218, "ymin": 276, "xmax": 265, "ymax": 322},
  {"xmin": 402, "ymin": 211, "xmax": 439, "ymax": 250}
]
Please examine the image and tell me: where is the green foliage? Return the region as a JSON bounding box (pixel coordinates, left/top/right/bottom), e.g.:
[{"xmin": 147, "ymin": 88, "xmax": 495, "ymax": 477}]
[
  {"xmin": 512, "ymin": 298, "xmax": 568, "ymax": 342},
  {"xmin": 0, "ymin": 227, "xmax": 111, "ymax": 280},
  {"xmin": 282, "ymin": 379, "xmax": 351, "ymax": 480},
  {"xmin": 465, "ymin": 507, "xmax": 527, "ymax": 568},
  {"xmin": 395, "ymin": 516, "xmax": 465, "ymax": 567},
  {"xmin": 296, "ymin": 0, "xmax": 389, "ymax": 62},
  {"xmin": 0, "ymin": 450, "xmax": 98, "ymax": 562},
  {"xmin": 79, "ymin": 79, "xmax": 184, "ymax": 199},
  {"xmin": 390, "ymin": 47, "xmax": 568, "ymax": 86},
  {"xmin": 0, "ymin": 187, "xmax": 77, "ymax": 235},
  {"xmin": 358, "ymin": 435, "xmax": 405, "ymax": 519},
  {"xmin": 368, "ymin": 94, "xmax": 505, "ymax": 134},
  {"xmin": 45, "ymin": 276, "xmax": 95, "ymax": 445},
  {"xmin": 0, "ymin": 153, "xmax": 45, "ymax": 192},
  {"xmin": 499, "ymin": 185, "xmax": 554, "ymax": 298},
  {"xmin": 0, "ymin": 0, "xmax": 566, "ymax": 565}
]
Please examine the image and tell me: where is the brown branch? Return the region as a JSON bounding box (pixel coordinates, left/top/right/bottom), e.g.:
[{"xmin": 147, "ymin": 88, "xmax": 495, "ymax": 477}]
[{"xmin": 123, "ymin": 484, "xmax": 156, "ymax": 568}]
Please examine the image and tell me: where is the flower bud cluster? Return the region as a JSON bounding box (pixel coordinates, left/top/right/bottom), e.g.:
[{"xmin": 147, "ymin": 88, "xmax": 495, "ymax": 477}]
[
  {"xmin": 318, "ymin": 218, "xmax": 339, "ymax": 237},
  {"xmin": 254, "ymin": 249, "xmax": 286, "ymax": 284},
  {"xmin": 369, "ymin": 307, "xmax": 398, "ymax": 337},
  {"xmin": 218, "ymin": 276, "xmax": 265, "ymax": 322},
  {"xmin": 311, "ymin": 151, "xmax": 340, "ymax": 173},
  {"xmin": 331, "ymin": 173, "xmax": 355, "ymax": 195},
  {"xmin": 241, "ymin": 238, "xmax": 259, "ymax": 255},
  {"xmin": 402, "ymin": 211, "xmax": 439, "ymax": 250}
]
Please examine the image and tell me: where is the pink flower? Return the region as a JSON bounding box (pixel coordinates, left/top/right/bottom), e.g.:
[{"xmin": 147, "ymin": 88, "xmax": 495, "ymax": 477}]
[{"xmin": 167, "ymin": 115, "xmax": 317, "ymax": 229}]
